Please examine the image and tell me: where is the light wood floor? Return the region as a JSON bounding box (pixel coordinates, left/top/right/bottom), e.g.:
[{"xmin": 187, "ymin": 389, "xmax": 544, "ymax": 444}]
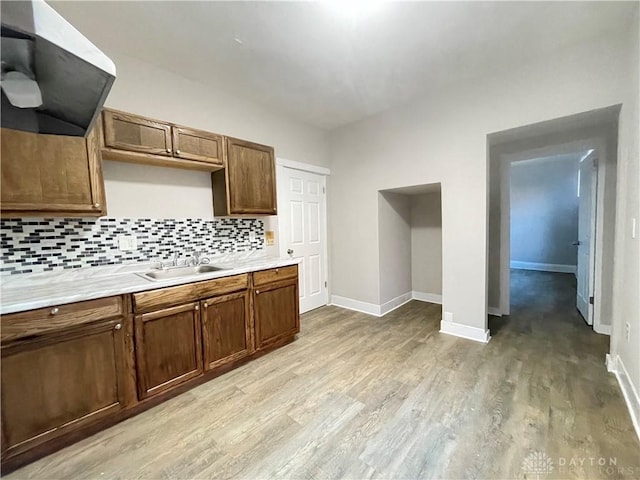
[{"xmin": 8, "ymin": 271, "xmax": 639, "ymax": 479}]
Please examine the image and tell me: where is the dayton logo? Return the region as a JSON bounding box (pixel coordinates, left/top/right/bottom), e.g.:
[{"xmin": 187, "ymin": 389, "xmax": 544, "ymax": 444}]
[{"xmin": 522, "ymin": 450, "xmax": 554, "ymax": 479}]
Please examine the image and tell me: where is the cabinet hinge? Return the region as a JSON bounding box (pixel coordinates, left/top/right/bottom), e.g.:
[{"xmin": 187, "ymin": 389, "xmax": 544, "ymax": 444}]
[
  {"xmin": 589, "ymin": 296, "xmax": 594, "ymax": 305},
  {"xmin": 324, "ymin": 281, "xmax": 327, "ymax": 288}
]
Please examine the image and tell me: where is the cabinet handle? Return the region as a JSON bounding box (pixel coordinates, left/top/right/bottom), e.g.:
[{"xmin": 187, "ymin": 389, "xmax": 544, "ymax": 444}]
[
  {"xmin": 203, "ymin": 302, "xmax": 208, "ymax": 308},
  {"xmin": 114, "ymin": 323, "xmax": 122, "ymax": 330},
  {"xmin": 194, "ymin": 305, "xmax": 199, "ymax": 311},
  {"xmin": 275, "ymin": 268, "xmax": 279, "ymax": 273},
  {"xmin": 166, "ymin": 148, "xmax": 172, "ymax": 154},
  {"xmin": 50, "ymin": 307, "xmax": 59, "ymax": 315},
  {"xmin": 176, "ymin": 149, "xmax": 181, "ymax": 155},
  {"xmin": 93, "ymin": 203, "xmax": 101, "ymax": 209},
  {"xmin": 256, "ymin": 290, "xmax": 260, "ymax": 295}
]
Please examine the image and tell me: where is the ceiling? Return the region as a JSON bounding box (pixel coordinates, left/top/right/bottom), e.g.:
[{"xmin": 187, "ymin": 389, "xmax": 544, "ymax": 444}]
[{"xmin": 48, "ymin": 1, "xmax": 636, "ymax": 130}]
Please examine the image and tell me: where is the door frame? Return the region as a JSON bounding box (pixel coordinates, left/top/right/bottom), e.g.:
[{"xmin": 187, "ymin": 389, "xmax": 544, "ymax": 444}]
[
  {"xmin": 497, "ymin": 137, "xmax": 612, "ymax": 334},
  {"xmin": 276, "ymin": 158, "xmax": 331, "ymax": 313}
]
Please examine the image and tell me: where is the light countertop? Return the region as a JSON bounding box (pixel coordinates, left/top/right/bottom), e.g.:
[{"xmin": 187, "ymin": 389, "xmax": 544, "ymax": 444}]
[{"xmin": 0, "ymin": 251, "xmax": 300, "ymax": 315}]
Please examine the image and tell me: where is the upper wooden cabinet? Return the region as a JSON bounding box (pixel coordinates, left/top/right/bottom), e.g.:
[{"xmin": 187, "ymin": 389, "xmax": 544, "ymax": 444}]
[
  {"xmin": 212, "ymin": 137, "xmax": 277, "ymax": 216},
  {"xmin": 172, "ymin": 126, "xmax": 224, "ymax": 166},
  {"xmin": 101, "ymin": 109, "xmax": 224, "ymax": 171},
  {"xmin": 1, "ymin": 126, "xmax": 106, "ymax": 217},
  {"xmin": 102, "ymin": 109, "xmax": 172, "ymax": 157}
]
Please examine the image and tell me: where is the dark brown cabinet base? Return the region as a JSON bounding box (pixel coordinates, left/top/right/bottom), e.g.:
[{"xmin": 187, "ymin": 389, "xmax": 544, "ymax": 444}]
[
  {"xmin": 134, "ymin": 303, "xmax": 203, "ymax": 400},
  {"xmin": 0, "ymin": 266, "xmax": 299, "ymax": 473}
]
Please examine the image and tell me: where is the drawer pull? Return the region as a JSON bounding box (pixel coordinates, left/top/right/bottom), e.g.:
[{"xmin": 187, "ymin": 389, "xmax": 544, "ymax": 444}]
[
  {"xmin": 50, "ymin": 307, "xmax": 59, "ymax": 315},
  {"xmin": 176, "ymin": 149, "xmax": 181, "ymax": 155},
  {"xmin": 256, "ymin": 290, "xmax": 260, "ymax": 295},
  {"xmin": 114, "ymin": 323, "xmax": 122, "ymax": 330},
  {"xmin": 166, "ymin": 148, "xmax": 172, "ymax": 153},
  {"xmin": 275, "ymin": 269, "xmax": 279, "ymax": 273}
]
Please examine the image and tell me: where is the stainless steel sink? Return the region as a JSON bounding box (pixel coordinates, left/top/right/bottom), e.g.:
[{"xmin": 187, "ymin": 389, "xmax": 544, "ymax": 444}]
[{"xmin": 138, "ymin": 265, "xmax": 227, "ymax": 281}]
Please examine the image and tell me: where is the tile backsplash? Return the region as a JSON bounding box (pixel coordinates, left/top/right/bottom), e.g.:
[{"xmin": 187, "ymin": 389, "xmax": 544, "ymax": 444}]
[{"xmin": 0, "ymin": 217, "xmax": 264, "ymax": 276}]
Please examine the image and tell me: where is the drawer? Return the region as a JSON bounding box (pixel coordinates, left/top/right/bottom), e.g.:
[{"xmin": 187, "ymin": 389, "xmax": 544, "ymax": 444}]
[
  {"xmin": 1, "ymin": 296, "xmax": 124, "ymax": 344},
  {"xmin": 133, "ymin": 274, "xmax": 248, "ymax": 313},
  {"xmin": 253, "ymin": 265, "xmax": 298, "ymax": 287}
]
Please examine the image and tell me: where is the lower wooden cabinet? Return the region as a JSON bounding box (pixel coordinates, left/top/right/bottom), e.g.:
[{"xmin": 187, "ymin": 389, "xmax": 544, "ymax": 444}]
[
  {"xmin": 1, "ymin": 267, "xmax": 300, "ymax": 472},
  {"xmin": 1, "ymin": 317, "xmax": 128, "ymax": 457},
  {"xmin": 253, "ymin": 277, "xmax": 300, "ymax": 350},
  {"xmin": 134, "ymin": 302, "xmax": 203, "ymax": 400},
  {"xmin": 201, "ymin": 291, "xmax": 252, "ymax": 370}
]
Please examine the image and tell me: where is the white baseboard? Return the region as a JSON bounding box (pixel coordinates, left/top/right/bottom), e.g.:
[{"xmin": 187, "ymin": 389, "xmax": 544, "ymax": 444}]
[
  {"xmin": 379, "ymin": 292, "xmax": 413, "ymax": 316},
  {"xmin": 440, "ymin": 320, "xmax": 491, "ymax": 343},
  {"xmin": 594, "ymin": 324, "xmax": 611, "ymax": 335},
  {"xmin": 330, "ymin": 295, "xmax": 381, "ymax": 316},
  {"xmin": 411, "ymin": 291, "xmax": 442, "ymax": 304},
  {"xmin": 488, "ymin": 306, "xmax": 502, "ymax": 317},
  {"xmin": 606, "ymin": 353, "xmax": 615, "ymax": 372},
  {"xmin": 608, "ymin": 354, "xmax": 640, "ymax": 441},
  {"xmin": 331, "ymin": 291, "xmax": 440, "ymax": 317},
  {"xmin": 510, "ymin": 261, "xmax": 577, "ymax": 274}
]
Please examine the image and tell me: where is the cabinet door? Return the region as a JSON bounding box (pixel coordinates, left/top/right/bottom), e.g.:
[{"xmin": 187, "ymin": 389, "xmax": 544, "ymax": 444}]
[
  {"xmin": 1, "ymin": 127, "xmax": 105, "ymax": 216},
  {"xmin": 254, "ymin": 279, "xmax": 299, "ymax": 350},
  {"xmin": 1, "ymin": 319, "xmax": 126, "ymax": 457},
  {"xmin": 172, "ymin": 126, "xmax": 224, "ymax": 166},
  {"xmin": 102, "ymin": 109, "xmax": 172, "ymax": 156},
  {"xmin": 221, "ymin": 137, "xmax": 277, "ymax": 215},
  {"xmin": 201, "ymin": 291, "xmax": 251, "ymax": 370},
  {"xmin": 134, "ymin": 303, "xmax": 203, "ymax": 400}
]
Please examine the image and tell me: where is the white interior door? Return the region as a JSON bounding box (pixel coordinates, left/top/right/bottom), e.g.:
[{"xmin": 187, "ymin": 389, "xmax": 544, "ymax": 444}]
[
  {"xmin": 277, "ymin": 166, "xmax": 328, "ymax": 313},
  {"xmin": 576, "ymin": 154, "xmax": 597, "ymax": 324}
]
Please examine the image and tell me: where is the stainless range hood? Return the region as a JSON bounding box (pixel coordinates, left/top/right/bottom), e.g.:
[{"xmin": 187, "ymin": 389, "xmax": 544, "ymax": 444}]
[{"xmin": 1, "ymin": 0, "xmax": 116, "ymax": 137}]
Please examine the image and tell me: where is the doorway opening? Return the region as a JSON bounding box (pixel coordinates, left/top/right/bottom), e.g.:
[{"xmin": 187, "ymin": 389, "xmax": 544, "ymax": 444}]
[
  {"xmin": 377, "ymin": 183, "xmax": 442, "ymax": 314},
  {"xmin": 488, "ymin": 105, "xmax": 620, "ymax": 336},
  {"xmin": 509, "ymin": 150, "xmax": 596, "ymax": 325}
]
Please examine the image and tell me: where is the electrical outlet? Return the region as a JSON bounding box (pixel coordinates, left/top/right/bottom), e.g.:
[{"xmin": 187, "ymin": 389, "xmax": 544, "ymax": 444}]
[
  {"xmin": 265, "ymin": 230, "xmax": 275, "ymax": 246},
  {"xmin": 117, "ymin": 234, "xmax": 138, "ymax": 251},
  {"xmin": 625, "ymin": 322, "xmax": 631, "ymax": 342}
]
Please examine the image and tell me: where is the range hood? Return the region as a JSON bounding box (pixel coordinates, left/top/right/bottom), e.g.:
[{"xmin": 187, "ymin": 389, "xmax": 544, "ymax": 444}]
[{"xmin": 1, "ymin": 0, "xmax": 115, "ymax": 137}]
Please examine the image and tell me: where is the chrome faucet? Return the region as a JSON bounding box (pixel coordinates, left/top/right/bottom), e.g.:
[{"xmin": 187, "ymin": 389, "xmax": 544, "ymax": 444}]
[{"xmin": 190, "ymin": 251, "xmax": 210, "ymax": 266}]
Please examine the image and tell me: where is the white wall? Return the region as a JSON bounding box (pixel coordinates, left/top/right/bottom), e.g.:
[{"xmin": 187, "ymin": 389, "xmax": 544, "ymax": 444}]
[
  {"xmin": 510, "ymin": 155, "xmax": 579, "ymax": 268},
  {"xmin": 102, "ymin": 51, "xmax": 328, "ymax": 220},
  {"xmin": 378, "ymin": 192, "xmax": 412, "ymax": 304},
  {"xmin": 610, "ymin": 15, "xmax": 640, "ymax": 431},
  {"xmin": 328, "ymin": 27, "xmax": 635, "ymax": 337},
  {"xmin": 411, "ymin": 192, "xmax": 442, "ymax": 296}
]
